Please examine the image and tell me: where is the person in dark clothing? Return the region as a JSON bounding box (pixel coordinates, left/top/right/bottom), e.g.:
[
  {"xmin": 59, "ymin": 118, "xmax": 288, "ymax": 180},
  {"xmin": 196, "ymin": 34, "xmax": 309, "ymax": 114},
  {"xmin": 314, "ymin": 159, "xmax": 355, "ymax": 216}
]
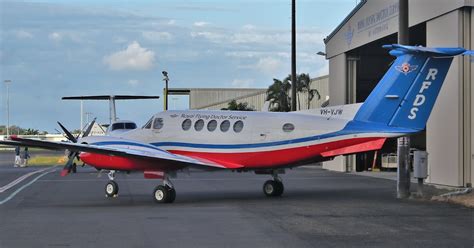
[{"xmin": 21, "ymin": 147, "xmax": 30, "ymax": 167}]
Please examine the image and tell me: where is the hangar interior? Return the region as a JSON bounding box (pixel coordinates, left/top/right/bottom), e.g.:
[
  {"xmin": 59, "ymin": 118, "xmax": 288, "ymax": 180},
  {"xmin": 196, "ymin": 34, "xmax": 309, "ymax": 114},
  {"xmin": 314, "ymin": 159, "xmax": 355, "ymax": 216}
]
[{"xmin": 324, "ymin": 0, "xmax": 473, "ymax": 187}]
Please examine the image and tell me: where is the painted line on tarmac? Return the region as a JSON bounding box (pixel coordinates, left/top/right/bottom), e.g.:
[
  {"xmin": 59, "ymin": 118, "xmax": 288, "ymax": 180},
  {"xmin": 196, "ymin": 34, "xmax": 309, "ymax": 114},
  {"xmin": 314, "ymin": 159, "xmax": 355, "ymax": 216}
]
[
  {"xmin": 0, "ymin": 168, "xmax": 57, "ymax": 205},
  {"xmin": 0, "ymin": 167, "xmax": 52, "ymax": 193}
]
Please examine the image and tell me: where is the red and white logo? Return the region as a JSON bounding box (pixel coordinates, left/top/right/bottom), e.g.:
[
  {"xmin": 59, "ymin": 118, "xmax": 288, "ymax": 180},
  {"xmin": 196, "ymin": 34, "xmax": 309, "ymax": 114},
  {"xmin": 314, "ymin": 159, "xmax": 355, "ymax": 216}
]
[{"xmin": 396, "ymin": 62, "xmax": 418, "ymax": 75}]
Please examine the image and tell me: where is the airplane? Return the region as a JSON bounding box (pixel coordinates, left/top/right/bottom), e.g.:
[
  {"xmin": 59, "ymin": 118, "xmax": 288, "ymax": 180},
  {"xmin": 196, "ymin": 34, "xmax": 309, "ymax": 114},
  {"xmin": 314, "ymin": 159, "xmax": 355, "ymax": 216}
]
[{"xmin": 1, "ymin": 44, "xmax": 472, "ymax": 204}]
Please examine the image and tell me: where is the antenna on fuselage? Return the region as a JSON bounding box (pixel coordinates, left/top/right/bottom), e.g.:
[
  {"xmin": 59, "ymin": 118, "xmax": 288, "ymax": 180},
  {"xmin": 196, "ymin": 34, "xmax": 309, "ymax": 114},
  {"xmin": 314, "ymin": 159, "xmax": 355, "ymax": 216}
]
[{"xmin": 62, "ymin": 95, "xmax": 160, "ymax": 125}]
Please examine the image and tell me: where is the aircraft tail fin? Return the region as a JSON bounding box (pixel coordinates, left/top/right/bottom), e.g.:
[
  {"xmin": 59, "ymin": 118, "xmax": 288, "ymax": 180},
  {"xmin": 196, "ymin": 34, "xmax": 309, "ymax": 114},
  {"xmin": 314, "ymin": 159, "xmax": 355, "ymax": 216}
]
[{"xmin": 353, "ymin": 44, "xmax": 472, "ymax": 131}]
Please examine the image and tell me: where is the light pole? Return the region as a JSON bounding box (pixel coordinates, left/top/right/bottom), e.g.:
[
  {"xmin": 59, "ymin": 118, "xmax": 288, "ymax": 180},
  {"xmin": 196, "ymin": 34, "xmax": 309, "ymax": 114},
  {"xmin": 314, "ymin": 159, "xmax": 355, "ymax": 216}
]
[
  {"xmin": 4, "ymin": 80, "xmax": 11, "ymax": 137},
  {"xmin": 162, "ymin": 71, "xmax": 169, "ymax": 111}
]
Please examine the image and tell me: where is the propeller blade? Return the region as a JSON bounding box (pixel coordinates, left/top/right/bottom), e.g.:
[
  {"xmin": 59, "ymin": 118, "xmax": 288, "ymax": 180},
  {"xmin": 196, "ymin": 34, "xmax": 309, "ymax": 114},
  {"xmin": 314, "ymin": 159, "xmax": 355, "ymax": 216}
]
[
  {"xmin": 82, "ymin": 118, "xmax": 97, "ymax": 138},
  {"xmin": 57, "ymin": 122, "xmax": 77, "ymax": 143},
  {"xmin": 61, "ymin": 151, "xmax": 78, "ymax": 177}
]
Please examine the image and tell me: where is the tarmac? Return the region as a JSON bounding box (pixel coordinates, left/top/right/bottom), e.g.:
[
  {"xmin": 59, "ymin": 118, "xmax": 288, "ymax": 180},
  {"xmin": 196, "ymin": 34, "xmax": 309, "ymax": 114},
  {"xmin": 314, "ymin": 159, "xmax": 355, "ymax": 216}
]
[{"xmin": 0, "ymin": 151, "xmax": 472, "ymax": 248}]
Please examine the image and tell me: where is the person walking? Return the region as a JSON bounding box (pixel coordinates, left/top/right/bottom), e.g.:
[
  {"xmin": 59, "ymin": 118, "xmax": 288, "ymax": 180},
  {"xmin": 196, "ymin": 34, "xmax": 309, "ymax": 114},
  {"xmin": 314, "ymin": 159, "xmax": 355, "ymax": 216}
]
[
  {"xmin": 21, "ymin": 147, "xmax": 30, "ymax": 167},
  {"xmin": 14, "ymin": 146, "xmax": 21, "ymax": 167}
]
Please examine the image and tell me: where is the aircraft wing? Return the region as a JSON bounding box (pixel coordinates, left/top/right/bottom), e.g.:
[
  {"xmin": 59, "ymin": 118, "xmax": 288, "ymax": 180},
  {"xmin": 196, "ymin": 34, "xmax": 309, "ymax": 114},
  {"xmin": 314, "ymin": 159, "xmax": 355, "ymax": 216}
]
[{"xmin": 0, "ymin": 137, "xmax": 229, "ymax": 170}]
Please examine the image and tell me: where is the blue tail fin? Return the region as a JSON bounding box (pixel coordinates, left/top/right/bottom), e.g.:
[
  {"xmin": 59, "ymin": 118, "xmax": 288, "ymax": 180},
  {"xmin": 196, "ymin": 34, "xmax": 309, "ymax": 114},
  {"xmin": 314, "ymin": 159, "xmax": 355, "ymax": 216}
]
[{"xmin": 353, "ymin": 44, "xmax": 471, "ymax": 131}]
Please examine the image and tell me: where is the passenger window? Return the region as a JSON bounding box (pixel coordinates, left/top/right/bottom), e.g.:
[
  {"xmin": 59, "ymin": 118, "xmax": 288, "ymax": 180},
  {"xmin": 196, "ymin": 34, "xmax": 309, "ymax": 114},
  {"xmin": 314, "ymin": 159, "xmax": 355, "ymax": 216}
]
[
  {"xmin": 282, "ymin": 123, "xmax": 295, "ymax": 132},
  {"xmin": 182, "ymin": 119, "xmax": 192, "ymax": 131},
  {"xmin": 153, "ymin": 118, "xmax": 164, "ymax": 130},
  {"xmin": 207, "ymin": 120, "xmax": 217, "ymax": 132},
  {"xmin": 143, "ymin": 117, "xmax": 153, "ymax": 129},
  {"xmin": 194, "ymin": 119, "xmax": 204, "ymax": 131},
  {"xmin": 220, "ymin": 120, "xmax": 230, "ymax": 132},
  {"xmin": 233, "ymin": 120, "xmax": 244, "ymax": 133}
]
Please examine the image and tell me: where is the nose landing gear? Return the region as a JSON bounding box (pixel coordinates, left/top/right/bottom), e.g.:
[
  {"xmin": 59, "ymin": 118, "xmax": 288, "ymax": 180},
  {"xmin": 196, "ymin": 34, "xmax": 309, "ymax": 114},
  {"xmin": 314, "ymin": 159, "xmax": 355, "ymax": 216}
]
[{"xmin": 105, "ymin": 170, "xmax": 119, "ymax": 198}]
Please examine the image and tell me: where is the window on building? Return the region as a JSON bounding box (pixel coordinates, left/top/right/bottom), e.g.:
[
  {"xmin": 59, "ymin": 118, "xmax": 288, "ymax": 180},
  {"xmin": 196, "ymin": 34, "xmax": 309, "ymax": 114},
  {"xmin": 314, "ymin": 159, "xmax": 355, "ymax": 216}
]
[
  {"xmin": 220, "ymin": 120, "xmax": 230, "ymax": 132},
  {"xmin": 233, "ymin": 120, "xmax": 244, "ymax": 133},
  {"xmin": 153, "ymin": 118, "xmax": 164, "ymax": 130},
  {"xmin": 182, "ymin": 119, "xmax": 192, "ymax": 131},
  {"xmin": 194, "ymin": 119, "xmax": 204, "ymax": 131},
  {"xmin": 207, "ymin": 120, "xmax": 217, "ymax": 132},
  {"xmin": 282, "ymin": 123, "xmax": 295, "ymax": 132}
]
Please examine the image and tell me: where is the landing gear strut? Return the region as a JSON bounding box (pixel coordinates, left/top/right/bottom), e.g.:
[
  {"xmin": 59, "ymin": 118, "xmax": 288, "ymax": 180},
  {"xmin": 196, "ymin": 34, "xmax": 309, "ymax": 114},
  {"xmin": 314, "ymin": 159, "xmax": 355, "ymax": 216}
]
[
  {"xmin": 153, "ymin": 174, "xmax": 176, "ymax": 203},
  {"xmin": 105, "ymin": 170, "xmax": 118, "ymax": 197},
  {"xmin": 263, "ymin": 172, "xmax": 284, "ymax": 197}
]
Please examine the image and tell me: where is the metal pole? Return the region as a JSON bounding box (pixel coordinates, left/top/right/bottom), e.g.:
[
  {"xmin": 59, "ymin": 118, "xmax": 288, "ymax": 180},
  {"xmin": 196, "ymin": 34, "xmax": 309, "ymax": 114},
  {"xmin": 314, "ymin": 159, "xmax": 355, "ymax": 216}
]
[
  {"xmin": 165, "ymin": 79, "xmax": 169, "ymax": 111},
  {"xmin": 290, "ymin": 0, "xmax": 297, "ymax": 111},
  {"xmin": 162, "ymin": 71, "xmax": 169, "ymax": 111},
  {"xmin": 4, "ymin": 80, "xmax": 11, "ymax": 137},
  {"xmin": 80, "ymin": 100, "xmax": 83, "ymax": 134},
  {"xmin": 397, "ymin": 0, "xmax": 411, "ymax": 199}
]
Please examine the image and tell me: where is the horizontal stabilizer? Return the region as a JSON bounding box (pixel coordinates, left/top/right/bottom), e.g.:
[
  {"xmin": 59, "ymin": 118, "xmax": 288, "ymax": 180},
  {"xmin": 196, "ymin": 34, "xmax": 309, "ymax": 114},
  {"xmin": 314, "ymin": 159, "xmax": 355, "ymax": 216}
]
[
  {"xmin": 62, "ymin": 95, "xmax": 159, "ymax": 100},
  {"xmin": 382, "ymin": 44, "xmax": 468, "ymax": 56}
]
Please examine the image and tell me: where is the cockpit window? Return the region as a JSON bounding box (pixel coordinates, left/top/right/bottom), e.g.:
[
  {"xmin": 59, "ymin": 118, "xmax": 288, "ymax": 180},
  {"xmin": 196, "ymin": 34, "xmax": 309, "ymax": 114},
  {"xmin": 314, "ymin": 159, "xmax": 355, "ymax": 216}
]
[
  {"xmin": 143, "ymin": 117, "xmax": 153, "ymax": 129},
  {"xmin": 112, "ymin": 122, "xmax": 137, "ymax": 130},
  {"xmin": 125, "ymin": 122, "xmax": 137, "ymax": 129},
  {"xmin": 153, "ymin": 118, "xmax": 164, "ymax": 130}
]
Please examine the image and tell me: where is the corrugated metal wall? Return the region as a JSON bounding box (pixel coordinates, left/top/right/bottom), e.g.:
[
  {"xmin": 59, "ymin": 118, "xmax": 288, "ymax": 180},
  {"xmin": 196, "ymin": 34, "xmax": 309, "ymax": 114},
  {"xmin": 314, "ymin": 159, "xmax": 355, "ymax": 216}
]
[{"xmin": 190, "ymin": 75, "xmax": 329, "ymax": 111}]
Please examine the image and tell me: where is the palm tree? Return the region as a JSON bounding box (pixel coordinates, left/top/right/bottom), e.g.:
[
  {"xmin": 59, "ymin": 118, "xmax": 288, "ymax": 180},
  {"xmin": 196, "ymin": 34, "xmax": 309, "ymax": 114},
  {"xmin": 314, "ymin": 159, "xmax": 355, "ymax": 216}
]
[
  {"xmin": 221, "ymin": 100, "xmax": 255, "ymax": 111},
  {"xmin": 266, "ymin": 78, "xmax": 291, "ymax": 112},
  {"xmin": 283, "ymin": 73, "xmax": 320, "ymax": 110}
]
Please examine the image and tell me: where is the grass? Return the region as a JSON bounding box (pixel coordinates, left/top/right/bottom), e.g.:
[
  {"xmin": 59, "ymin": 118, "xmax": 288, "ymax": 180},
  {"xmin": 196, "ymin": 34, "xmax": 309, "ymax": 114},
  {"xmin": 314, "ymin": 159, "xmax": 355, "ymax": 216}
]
[{"xmin": 27, "ymin": 155, "xmax": 67, "ymax": 166}]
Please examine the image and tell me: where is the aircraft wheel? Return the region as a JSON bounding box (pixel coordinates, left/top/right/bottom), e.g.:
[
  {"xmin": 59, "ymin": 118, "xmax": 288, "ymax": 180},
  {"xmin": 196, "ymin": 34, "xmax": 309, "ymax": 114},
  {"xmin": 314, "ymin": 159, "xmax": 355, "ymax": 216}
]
[
  {"xmin": 274, "ymin": 181, "xmax": 284, "ymax": 196},
  {"xmin": 168, "ymin": 187, "xmax": 176, "ymax": 203},
  {"xmin": 153, "ymin": 185, "xmax": 175, "ymax": 203},
  {"xmin": 105, "ymin": 181, "xmax": 119, "ymax": 197},
  {"xmin": 263, "ymin": 180, "xmax": 284, "ymax": 197}
]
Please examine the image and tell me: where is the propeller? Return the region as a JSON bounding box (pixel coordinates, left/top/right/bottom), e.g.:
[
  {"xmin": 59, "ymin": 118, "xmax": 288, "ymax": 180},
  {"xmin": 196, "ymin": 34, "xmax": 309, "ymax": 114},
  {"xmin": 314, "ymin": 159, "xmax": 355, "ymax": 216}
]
[{"xmin": 58, "ymin": 118, "xmax": 96, "ymax": 176}]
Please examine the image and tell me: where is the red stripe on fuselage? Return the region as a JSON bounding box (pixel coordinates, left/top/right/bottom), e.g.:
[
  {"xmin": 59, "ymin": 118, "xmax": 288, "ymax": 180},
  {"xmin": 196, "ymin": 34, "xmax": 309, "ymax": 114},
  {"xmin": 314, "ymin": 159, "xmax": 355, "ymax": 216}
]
[
  {"xmin": 79, "ymin": 137, "xmax": 385, "ymax": 171},
  {"xmin": 170, "ymin": 137, "xmax": 385, "ymax": 169}
]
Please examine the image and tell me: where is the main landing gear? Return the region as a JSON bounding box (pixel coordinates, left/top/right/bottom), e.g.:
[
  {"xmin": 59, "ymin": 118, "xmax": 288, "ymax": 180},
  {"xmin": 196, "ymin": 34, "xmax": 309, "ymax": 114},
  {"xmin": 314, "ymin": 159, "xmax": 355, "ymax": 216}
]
[
  {"xmin": 103, "ymin": 170, "xmax": 176, "ymax": 203},
  {"xmin": 153, "ymin": 175, "xmax": 176, "ymax": 203},
  {"xmin": 262, "ymin": 172, "xmax": 284, "ymax": 197}
]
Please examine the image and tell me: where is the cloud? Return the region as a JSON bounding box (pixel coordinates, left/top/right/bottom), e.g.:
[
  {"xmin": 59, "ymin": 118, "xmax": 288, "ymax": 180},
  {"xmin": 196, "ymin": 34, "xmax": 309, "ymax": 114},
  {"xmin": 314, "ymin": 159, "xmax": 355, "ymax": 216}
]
[
  {"xmin": 193, "ymin": 21, "xmax": 210, "ymax": 27},
  {"xmin": 256, "ymin": 57, "xmax": 284, "ymax": 75},
  {"xmin": 142, "ymin": 31, "xmax": 173, "ymax": 42},
  {"xmin": 48, "ymin": 32, "xmax": 62, "ymax": 42},
  {"xmin": 190, "ymin": 31, "xmax": 226, "ymax": 43},
  {"xmin": 167, "ymin": 19, "xmax": 176, "ymax": 25},
  {"xmin": 103, "ymin": 41, "xmax": 155, "ymax": 71},
  {"xmin": 231, "ymin": 79, "xmax": 254, "ymax": 88},
  {"xmin": 15, "ymin": 30, "xmax": 33, "ymax": 39},
  {"xmin": 128, "ymin": 79, "xmax": 139, "ymax": 85}
]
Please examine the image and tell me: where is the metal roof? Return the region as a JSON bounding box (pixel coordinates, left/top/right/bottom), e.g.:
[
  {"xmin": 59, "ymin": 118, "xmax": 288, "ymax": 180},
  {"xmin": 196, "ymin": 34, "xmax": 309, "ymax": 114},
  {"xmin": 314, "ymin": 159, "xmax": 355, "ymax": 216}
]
[{"xmin": 324, "ymin": 0, "xmax": 367, "ymax": 44}]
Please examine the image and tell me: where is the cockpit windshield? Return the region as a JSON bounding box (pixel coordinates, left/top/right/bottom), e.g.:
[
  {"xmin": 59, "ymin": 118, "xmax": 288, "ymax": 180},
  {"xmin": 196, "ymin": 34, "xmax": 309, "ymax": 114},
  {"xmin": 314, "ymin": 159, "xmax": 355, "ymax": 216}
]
[{"xmin": 143, "ymin": 117, "xmax": 153, "ymax": 129}]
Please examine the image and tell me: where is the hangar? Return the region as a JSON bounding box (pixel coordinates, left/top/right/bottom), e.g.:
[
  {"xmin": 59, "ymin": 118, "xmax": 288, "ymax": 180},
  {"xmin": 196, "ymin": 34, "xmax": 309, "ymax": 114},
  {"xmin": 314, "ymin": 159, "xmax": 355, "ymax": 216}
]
[{"xmin": 323, "ymin": 0, "xmax": 473, "ymax": 187}]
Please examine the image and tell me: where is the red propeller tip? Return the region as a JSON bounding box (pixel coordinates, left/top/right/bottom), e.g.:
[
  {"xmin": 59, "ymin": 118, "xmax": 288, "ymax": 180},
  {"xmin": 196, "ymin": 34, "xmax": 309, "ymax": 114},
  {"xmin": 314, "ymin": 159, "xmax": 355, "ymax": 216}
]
[{"xmin": 60, "ymin": 169, "xmax": 69, "ymax": 177}]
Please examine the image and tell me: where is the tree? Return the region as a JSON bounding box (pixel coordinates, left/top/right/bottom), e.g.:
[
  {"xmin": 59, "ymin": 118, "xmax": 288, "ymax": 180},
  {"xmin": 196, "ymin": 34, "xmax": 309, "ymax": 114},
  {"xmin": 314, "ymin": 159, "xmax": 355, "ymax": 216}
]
[
  {"xmin": 266, "ymin": 78, "xmax": 291, "ymax": 112},
  {"xmin": 221, "ymin": 100, "xmax": 255, "ymax": 111},
  {"xmin": 276, "ymin": 73, "xmax": 321, "ymax": 111}
]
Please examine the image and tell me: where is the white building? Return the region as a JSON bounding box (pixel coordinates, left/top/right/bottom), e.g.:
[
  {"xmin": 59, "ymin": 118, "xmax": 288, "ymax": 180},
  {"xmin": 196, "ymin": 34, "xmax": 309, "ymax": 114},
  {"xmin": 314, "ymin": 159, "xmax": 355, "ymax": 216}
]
[{"xmin": 323, "ymin": 0, "xmax": 473, "ymax": 187}]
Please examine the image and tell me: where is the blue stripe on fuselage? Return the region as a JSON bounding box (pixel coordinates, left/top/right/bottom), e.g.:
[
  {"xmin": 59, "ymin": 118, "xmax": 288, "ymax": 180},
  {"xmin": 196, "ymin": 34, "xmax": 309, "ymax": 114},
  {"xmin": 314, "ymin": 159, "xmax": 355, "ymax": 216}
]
[{"xmin": 149, "ymin": 121, "xmax": 416, "ymax": 150}]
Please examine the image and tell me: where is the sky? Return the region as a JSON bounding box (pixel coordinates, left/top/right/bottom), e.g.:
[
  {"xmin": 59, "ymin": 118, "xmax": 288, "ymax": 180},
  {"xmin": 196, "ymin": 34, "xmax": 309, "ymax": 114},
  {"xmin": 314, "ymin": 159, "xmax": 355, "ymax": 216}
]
[{"xmin": 0, "ymin": 0, "xmax": 358, "ymax": 132}]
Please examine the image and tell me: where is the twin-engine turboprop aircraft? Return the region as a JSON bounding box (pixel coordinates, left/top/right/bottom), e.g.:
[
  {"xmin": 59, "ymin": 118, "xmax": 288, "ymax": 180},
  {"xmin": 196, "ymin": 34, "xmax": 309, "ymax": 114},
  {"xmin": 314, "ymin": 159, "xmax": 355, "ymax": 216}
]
[{"xmin": 2, "ymin": 44, "xmax": 473, "ymax": 203}]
